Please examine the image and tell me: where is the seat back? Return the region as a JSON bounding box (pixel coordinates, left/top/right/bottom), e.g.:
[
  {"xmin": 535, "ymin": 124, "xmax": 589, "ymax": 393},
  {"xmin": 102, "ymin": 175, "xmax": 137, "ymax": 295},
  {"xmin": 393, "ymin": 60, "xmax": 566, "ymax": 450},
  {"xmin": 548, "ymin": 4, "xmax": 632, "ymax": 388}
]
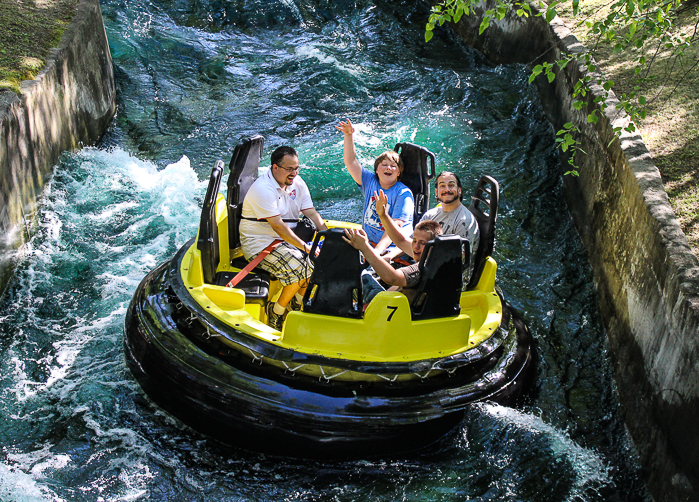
[
  {"xmin": 466, "ymin": 175, "xmax": 500, "ymax": 290},
  {"xmin": 394, "ymin": 142, "xmax": 435, "ymax": 226},
  {"xmin": 410, "ymin": 234, "xmax": 469, "ymax": 320},
  {"xmin": 226, "ymin": 135, "xmax": 265, "ymax": 254},
  {"xmin": 197, "ymin": 160, "xmax": 225, "ymax": 284},
  {"xmin": 302, "ymin": 229, "xmax": 365, "ymax": 318}
]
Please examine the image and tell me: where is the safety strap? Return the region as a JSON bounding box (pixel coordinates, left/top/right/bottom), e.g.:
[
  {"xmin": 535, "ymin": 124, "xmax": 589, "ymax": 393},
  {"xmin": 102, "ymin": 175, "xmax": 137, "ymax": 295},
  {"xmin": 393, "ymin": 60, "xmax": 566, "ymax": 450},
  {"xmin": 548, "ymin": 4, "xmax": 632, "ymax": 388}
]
[
  {"xmin": 240, "ymin": 216, "xmax": 299, "ymax": 223},
  {"xmin": 226, "ymin": 239, "xmax": 282, "ymax": 288}
]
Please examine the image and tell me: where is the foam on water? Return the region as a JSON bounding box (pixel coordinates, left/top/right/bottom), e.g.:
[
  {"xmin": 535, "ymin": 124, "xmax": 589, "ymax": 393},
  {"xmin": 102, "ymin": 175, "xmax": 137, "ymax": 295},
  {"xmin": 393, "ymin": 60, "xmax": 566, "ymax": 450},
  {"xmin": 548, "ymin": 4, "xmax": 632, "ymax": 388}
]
[
  {"xmin": 472, "ymin": 403, "xmax": 613, "ymax": 499},
  {"xmin": 0, "ymin": 147, "xmax": 205, "ymax": 448},
  {"xmin": 0, "ymin": 461, "xmax": 62, "ymax": 502},
  {"xmin": 295, "ymin": 44, "xmax": 360, "ymax": 77}
]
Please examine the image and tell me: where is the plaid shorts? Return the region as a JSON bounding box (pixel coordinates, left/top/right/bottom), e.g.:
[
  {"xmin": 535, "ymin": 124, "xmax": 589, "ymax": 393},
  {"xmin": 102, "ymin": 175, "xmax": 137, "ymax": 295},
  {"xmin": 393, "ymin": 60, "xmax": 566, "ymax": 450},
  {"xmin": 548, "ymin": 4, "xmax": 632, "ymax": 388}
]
[{"xmin": 256, "ymin": 242, "xmax": 313, "ymax": 286}]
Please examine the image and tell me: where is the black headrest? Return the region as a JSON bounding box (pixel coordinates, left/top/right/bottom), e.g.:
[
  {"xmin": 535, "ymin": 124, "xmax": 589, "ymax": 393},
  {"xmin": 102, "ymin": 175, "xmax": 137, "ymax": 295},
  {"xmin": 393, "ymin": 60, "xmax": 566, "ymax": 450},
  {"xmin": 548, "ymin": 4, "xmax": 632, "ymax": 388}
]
[
  {"xmin": 466, "ymin": 175, "xmax": 499, "ymax": 289},
  {"xmin": 394, "ymin": 142, "xmax": 435, "ymax": 225}
]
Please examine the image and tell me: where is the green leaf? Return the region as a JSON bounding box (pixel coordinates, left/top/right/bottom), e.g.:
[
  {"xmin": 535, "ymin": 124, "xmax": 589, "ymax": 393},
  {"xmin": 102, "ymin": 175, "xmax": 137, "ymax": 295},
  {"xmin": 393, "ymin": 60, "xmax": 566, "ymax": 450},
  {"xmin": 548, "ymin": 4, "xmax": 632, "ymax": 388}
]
[
  {"xmin": 603, "ymin": 80, "xmax": 614, "ymax": 91},
  {"xmin": 573, "ymin": 100, "xmax": 585, "ymax": 110},
  {"xmin": 529, "ymin": 64, "xmax": 544, "ymax": 83},
  {"xmin": 546, "ymin": 7, "xmax": 557, "ymax": 22},
  {"xmin": 629, "ymin": 22, "xmax": 637, "ymax": 37},
  {"xmin": 425, "ymin": 31, "xmax": 434, "ymax": 42},
  {"xmin": 479, "ymin": 17, "xmax": 490, "ymax": 34},
  {"xmin": 587, "ymin": 113, "xmax": 599, "ymax": 124},
  {"xmin": 638, "ymin": 96, "xmax": 646, "ymax": 105}
]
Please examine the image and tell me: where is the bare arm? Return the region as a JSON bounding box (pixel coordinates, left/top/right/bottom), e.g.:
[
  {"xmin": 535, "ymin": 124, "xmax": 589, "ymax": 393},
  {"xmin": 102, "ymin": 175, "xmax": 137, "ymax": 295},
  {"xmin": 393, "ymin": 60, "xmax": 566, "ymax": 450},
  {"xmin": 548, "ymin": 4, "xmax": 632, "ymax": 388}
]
[
  {"xmin": 301, "ymin": 207, "xmax": 328, "ymax": 232},
  {"xmin": 335, "ymin": 119, "xmax": 363, "ymax": 185},
  {"xmin": 380, "ymin": 246, "xmax": 404, "ymax": 263},
  {"xmin": 266, "ymin": 215, "xmax": 311, "ymax": 254},
  {"xmin": 375, "ymin": 190, "xmax": 413, "ymax": 258},
  {"xmin": 373, "ymin": 224, "xmax": 404, "ymax": 255},
  {"xmin": 342, "ymin": 228, "xmax": 408, "ymax": 287}
]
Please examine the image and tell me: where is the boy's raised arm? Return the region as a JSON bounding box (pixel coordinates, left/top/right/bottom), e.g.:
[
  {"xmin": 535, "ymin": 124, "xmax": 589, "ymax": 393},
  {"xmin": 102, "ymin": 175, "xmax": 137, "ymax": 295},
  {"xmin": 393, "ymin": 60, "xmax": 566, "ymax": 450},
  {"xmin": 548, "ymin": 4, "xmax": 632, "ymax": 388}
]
[
  {"xmin": 335, "ymin": 119, "xmax": 363, "ymax": 185},
  {"xmin": 342, "ymin": 228, "xmax": 407, "ymax": 287}
]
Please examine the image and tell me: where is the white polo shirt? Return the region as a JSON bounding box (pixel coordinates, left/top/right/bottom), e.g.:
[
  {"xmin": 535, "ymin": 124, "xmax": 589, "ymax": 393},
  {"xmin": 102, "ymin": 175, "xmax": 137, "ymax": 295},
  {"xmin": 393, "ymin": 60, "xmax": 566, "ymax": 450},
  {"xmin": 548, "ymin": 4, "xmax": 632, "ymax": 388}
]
[{"xmin": 240, "ymin": 168, "xmax": 314, "ymax": 258}]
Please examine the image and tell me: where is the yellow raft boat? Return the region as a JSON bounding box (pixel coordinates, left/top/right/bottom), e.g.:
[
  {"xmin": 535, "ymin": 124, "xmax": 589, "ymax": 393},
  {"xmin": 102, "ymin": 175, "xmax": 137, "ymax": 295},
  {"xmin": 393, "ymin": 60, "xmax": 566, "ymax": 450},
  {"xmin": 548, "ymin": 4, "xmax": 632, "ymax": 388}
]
[{"xmin": 124, "ymin": 136, "xmax": 534, "ymax": 458}]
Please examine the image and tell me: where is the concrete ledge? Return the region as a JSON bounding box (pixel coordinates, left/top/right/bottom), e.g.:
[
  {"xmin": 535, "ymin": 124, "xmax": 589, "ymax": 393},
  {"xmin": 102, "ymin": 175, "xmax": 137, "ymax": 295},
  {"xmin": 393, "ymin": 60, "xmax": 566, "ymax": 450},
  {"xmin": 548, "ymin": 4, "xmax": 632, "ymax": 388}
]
[
  {"xmin": 0, "ymin": 0, "xmax": 116, "ymax": 293},
  {"xmin": 447, "ymin": 3, "xmax": 699, "ymax": 501}
]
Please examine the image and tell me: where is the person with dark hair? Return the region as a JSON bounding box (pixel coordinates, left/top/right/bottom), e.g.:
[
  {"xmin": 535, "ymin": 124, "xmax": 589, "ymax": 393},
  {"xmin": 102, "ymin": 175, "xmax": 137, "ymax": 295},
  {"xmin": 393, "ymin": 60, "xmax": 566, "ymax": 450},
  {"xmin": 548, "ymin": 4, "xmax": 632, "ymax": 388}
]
[
  {"xmin": 335, "ymin": 119, "xmax": 414, "ymax": 255},
  {"xmin": 240, "ymin": 146, "xmax": 327, "ymax": 329},
  {"xmin": 420, "ymin": 171, "xmax": 479, "ymax": 273}
]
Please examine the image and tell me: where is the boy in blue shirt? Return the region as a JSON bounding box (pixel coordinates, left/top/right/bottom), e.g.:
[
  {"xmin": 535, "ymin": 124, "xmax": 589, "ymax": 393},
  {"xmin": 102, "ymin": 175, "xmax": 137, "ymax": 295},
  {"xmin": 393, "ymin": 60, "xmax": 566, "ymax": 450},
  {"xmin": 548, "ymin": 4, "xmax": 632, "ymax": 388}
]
[{"xmin": 336, "ymin": 119, "xmax": 414, "ymax": 254}]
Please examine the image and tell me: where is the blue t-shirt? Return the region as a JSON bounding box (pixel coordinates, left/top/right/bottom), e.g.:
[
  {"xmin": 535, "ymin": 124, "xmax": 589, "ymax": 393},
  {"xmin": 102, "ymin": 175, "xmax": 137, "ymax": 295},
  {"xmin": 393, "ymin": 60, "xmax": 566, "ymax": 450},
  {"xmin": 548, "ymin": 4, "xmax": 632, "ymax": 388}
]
[{"xmin": 359, "ymin": 168, "xmax": 414, "ymax": 244}]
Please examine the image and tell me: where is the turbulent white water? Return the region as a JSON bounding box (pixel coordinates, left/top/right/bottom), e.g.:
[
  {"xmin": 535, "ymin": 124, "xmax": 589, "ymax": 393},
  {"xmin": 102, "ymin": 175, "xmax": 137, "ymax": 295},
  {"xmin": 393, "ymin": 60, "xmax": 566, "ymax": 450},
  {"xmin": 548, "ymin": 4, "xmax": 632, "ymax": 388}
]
[{"xmin": 0, "ymin": 0, "xmax": 650, "ymax": 500}]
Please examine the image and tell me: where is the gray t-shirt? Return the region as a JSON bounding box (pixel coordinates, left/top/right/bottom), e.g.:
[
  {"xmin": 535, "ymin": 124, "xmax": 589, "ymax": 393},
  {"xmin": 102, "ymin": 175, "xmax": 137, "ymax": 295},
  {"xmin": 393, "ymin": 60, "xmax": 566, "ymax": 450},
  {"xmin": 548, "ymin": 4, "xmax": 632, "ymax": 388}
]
[{"xmin": 420, "ymin": 204, "xmax": 480, "ymax": 279}]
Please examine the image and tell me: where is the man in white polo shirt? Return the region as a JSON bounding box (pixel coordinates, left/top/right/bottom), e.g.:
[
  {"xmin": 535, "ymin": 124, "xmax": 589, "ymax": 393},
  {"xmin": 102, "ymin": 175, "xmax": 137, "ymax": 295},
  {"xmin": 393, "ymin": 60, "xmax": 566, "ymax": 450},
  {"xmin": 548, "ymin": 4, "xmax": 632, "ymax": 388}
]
[{"xmin": 240, "ymin": 146, "xmax": 327, "ymax": 330}]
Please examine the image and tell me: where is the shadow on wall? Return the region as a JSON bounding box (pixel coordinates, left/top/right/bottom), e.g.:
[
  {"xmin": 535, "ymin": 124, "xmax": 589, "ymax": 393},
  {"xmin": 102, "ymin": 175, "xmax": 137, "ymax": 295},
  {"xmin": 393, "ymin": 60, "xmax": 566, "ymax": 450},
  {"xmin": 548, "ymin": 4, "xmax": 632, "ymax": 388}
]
[{"xmin": 0, "ymin": 0, "xmax": 116, "ymax": 295}]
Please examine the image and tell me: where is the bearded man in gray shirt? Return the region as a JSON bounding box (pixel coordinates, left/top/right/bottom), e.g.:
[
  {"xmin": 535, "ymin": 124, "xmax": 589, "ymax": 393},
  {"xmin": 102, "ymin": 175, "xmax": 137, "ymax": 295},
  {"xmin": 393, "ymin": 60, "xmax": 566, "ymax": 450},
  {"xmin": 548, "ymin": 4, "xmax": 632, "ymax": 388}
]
[{"xmin": 419, "ymin": 171, "xmax": 479, "ymax": 272}]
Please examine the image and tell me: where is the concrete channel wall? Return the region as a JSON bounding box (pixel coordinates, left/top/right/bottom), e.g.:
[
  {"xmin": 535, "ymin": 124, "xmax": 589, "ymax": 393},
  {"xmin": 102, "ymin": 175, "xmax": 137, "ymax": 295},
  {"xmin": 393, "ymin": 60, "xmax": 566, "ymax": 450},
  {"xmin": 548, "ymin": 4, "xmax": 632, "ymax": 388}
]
[
  {"xmin": 445, "ymin": 3, "xmax": 699, "ymax": 501},
  {"xmin": 0, "ymin": 0, "xmax": 115, "ymax": 294}
]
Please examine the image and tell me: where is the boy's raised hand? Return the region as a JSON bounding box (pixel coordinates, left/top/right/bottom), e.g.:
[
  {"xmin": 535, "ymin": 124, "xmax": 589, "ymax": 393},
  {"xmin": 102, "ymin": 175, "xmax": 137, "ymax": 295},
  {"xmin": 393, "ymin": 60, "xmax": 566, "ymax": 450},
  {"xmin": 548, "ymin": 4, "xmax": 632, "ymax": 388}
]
[
  {"xmin": 335, "ymin": 119, "xmax": 355, "ymax": 136},
  {"xmin": 342, "ymin": 227, "xmax": 370, "ymax": 250},
  {"xmin": 374, "ymin": 190, "xmax": 389, "ymax": 218}
]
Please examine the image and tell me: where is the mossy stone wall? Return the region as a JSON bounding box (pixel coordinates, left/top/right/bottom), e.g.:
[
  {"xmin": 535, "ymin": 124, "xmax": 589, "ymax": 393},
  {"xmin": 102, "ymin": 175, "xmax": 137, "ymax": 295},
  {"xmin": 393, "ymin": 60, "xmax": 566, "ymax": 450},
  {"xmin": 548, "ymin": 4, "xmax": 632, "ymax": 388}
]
[{"xmin": 0, "ymin": 0, "xmax": 115, "ymax": 293}]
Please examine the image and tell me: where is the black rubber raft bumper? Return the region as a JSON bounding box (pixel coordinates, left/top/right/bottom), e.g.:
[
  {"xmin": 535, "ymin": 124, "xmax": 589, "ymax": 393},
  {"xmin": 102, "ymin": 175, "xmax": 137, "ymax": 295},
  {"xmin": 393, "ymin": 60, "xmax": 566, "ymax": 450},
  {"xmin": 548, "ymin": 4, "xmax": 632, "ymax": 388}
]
[{"xmin": 124, "ymin": 245, "xmax": 534, "ymax": 459}]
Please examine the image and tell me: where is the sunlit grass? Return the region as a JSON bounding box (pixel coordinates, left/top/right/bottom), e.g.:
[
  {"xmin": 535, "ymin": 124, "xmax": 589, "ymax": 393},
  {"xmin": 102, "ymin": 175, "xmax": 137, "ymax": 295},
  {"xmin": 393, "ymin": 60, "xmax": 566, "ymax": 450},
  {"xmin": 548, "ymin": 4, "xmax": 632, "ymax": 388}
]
[
  {"xmin": 557, "ymin": 0, "xmax": 699, "ymax": 254},
  {"xmin": 0, "ymin": 0, "xmax": 77, "ymax": 94}
]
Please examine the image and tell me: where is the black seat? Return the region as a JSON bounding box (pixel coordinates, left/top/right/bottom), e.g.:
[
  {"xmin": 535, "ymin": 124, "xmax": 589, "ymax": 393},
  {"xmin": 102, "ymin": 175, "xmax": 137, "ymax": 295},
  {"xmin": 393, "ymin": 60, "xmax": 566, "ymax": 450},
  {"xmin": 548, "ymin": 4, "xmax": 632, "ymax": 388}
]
[
  {"xmin": 466, "ymin": 175, "xmax": 499, "ymax": 290},
  {"xmin": 302, "ymin": 229, "xmax": 366, "ymax": 319},
  {"xmin": 215, "ymin": 135, "xmax": 275, "ymax": 301},
  {"xmin": 196, "ymin": 136, "xmax": 273, "ymax": 304},
  {"xmin": 196, "ymin": 160, "xmax": 224, "ymax": 285},
  {"xmin": 213, "ymin": 259, "xmax": 271, "ymax": 305},
  {"xmin": 410, "ymin": 235, "xmax": 469, "ymax": 320},
  {"xmin": 226, "ymin": 135, "xmax": 265, "ymax": 253},
  {"xmin": 394, "ymin": 142, "xmax": 436, "ymax": 226}
]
